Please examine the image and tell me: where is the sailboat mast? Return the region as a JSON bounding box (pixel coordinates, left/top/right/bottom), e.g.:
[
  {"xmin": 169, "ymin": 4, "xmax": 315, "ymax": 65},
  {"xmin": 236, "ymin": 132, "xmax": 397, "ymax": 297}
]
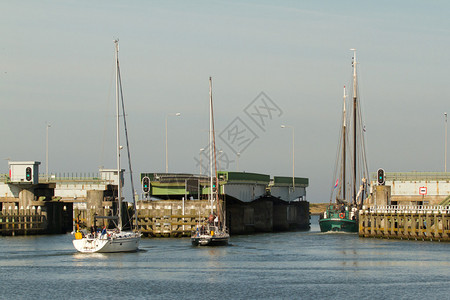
[
  {"xmin": 342, "ymin": 86, "xmax": 346, "ymax": 201},
  {"xmin": 117, "ymin": 60, "xmax": 138, "ymax": 231},
  {"xmin": 115, "ymin": 39, "xmax": 122, "ymax": 230},
  {"xmin": 351, "ymin": 49, "xmax": 357, "ymax": 206},
  {"xmin": 209, "ymin": 77, "xmax": 214, "ymax": 215}
]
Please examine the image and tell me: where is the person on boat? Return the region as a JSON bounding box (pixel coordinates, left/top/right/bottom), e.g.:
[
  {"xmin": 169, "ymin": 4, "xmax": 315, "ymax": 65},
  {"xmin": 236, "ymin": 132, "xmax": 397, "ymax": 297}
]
[
  {"xmin": 208, "ymin": 214, "xmax": 214, "ymax": 224},
  {"xmin": 200, "ymin": 225, "xmax": 205, "ymax": 235},
  {"xmin": 214, "ymin": 215, "xmax": 219, "ymax": 227}
]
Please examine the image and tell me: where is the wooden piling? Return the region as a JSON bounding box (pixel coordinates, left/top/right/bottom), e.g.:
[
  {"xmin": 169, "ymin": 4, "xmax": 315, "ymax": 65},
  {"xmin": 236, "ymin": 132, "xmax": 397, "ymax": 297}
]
[
  {"xmin": 136, "ymin": 200, "xmax": 214, "ymax": 237},
  {"xmin": 0, "ymin": 208, "xmax": 46, "ymax": 236},
  {"xmin": 359, "ymin": 205, "xmax": 450, "ymax": 242}
]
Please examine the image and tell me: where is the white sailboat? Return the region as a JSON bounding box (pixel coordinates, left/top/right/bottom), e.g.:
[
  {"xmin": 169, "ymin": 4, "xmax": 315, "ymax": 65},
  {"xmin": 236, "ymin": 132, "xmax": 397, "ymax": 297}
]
[
  {"xmin": 191, "ymin": 77, "xmax": 230, "ymax": 246},
  {"xmin": 73, "ymin": 40, "xmax": 141, "ymax": 253}
]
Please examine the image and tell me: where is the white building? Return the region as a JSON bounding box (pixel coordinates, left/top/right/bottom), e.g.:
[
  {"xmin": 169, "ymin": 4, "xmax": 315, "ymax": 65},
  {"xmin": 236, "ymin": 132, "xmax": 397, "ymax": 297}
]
[{"xmin": 370, "ymin": 172, "xmax": 450, "ymax": 206}]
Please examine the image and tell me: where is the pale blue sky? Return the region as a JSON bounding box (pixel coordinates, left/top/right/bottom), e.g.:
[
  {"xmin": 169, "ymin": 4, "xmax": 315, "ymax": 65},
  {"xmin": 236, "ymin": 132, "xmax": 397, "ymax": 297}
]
[{"xmin": 1, "ymin": 1, "xmax": 450, "ymax": 202}]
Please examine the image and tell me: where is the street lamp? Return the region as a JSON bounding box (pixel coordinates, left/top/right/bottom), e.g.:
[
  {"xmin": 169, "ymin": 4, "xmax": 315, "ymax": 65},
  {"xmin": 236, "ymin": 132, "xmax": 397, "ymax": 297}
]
[
  {"xmin": 236, "ymin": 152, "xmax": 240, "ymax": 171},
  {"xmin": 281, "ymin": 124, "xmax": 295, "ymax": 191},
  {"xmin": 165, "ymin": 112, "xmax": 181, "ymax": 173},
  {"xmin": 46, "ymin": 122, "xmax": 51, "ymax": 181},
  {"xmin": 216, "ymin": 150, "xmax": 223, "ymax": 172},
  {"xmin": 445, "ymin": 112, "xmax": 448, "ymax": 172},
  {"xmin": 199, "ymin": 148, "xmax": 205, "ymax": 175}
]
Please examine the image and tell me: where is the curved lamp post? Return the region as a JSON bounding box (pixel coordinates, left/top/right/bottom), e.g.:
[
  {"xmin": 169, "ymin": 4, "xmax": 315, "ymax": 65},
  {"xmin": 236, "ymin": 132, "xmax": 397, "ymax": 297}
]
[
  {"xmin": 281, "ymin": 124, "xmax": 295, "ymax": 191},
  {"xmin": 165, "ymin": 112, "xmax": 181, "ymax": 173}
]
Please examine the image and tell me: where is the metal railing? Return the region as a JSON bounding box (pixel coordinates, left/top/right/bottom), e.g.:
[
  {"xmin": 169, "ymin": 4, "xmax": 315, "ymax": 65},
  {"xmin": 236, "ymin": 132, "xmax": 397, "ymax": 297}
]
[
  {"xmin": 0, "ymin": 174, "xmax": 8, "ymax": 183},
  {"xmin": 370, "ymin": 172, "xmax": 450, "ymax": 182},
  {"xmin": 364, "ymin": 205, "xmax": 450, "ymax": 214},
  {"xmin": 1, "ymin": 173, "xmax": 110, "ymax": 184}
]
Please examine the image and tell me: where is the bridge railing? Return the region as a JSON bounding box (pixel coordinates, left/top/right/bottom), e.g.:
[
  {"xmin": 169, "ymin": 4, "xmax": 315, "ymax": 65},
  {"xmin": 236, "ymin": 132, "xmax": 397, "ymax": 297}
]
[
  {"xmin": 370, "ymin": 171, "xmax": 450, "ymax": 182},
  {"xmin": 363, "ymin": 205, "xmax": 450, "ymax": 214}
]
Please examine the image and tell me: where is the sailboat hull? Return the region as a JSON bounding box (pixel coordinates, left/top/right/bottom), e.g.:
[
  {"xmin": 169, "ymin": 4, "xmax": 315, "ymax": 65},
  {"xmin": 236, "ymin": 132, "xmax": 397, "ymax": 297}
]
[
  {"xmin": 191, "ymin": 235, "xmax": 229, "ymax": 246},
  {"xmin": 73, "ymin": 231, "xmax": 141, "ymax": 253},
  {"xmin": 191, "ymin": 236, "xmax": 229, "ymax": 246},
  {"xmin": 191, "ymin": 224, "xmax": 229, "ymax": 246}
]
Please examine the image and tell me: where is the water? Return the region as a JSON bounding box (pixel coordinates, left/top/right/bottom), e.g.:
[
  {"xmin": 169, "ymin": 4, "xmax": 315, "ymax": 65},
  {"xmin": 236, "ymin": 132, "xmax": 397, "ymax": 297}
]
[{"xmin": 1, "ymin": 215, "xmax": 449, "ymax": 299}]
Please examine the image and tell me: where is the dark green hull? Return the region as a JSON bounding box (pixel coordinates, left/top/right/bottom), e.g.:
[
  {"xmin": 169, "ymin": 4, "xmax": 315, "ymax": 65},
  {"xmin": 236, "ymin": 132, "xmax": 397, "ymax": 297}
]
[
  {"xmin": 319, "ymin": 204, "xmax": 358, "ymax": 233},
  {"xmin": 319, "ymin": 217, "xmax": 358, "ymax": 233}
]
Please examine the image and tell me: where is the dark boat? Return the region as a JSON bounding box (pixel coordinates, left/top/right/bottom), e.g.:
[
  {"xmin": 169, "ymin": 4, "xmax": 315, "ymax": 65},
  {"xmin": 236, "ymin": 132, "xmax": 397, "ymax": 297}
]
[
  {"xmin": 191, "ymin": 77, "xmax": 229, "ymax": 246},
  {"xmin": 191, "ymin": 222, "xmax": 229, "ymax": 246},
  {"xmin": 319, "ymin": 49, "xmax": 369, "ymax": 233},
  {"xmin": 319, "ymin": 204, "xmax": 358, "ymax": 232}
]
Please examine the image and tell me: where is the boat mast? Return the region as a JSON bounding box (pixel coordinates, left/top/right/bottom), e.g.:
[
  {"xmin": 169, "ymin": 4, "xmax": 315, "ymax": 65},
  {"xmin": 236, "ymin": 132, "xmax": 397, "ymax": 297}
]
[
  {"xmin": 117, "ymin": 54, "xmax": 138, "ymax": 231},
  {"xmin": 351, "ymin": 48, "xmax": 357, "ymax": 206},
  {"xmin": 211, "ymin": 79, "xmax": 223, "ymax": 226},
  {"xmin": 115, "ymin": 39, "xmax": 122, "ymax": 230},
  {"xmin": 342, "ymin": 86, "xmax": 347, "ymax": 201},
  {"xmin": 209, "ymin": 77, "xmax": 214, "ymax": 216}
]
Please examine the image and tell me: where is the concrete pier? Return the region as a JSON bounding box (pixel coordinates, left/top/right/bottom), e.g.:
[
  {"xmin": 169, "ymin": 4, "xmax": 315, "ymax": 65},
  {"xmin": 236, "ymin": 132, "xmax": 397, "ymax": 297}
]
[
  {"xmin": 359, "ymin": 205, "xmax": 450, "ymax": 242},
  {"xmin": 1, "ymin": 167, "xmax": 310, "ymax": 236},
  {"xmin": 136, "ymin": 200, "xmax": 212, "ymax": 237},
  {"xmin": 0, "ymin": 202, "xmax": 73, "ymax": 236},
  {"xmin": 134, "ymin": 197, "xmax": 310, "ymax": 237},
  {"xmin": 137, "ymin": 172, "xmax": 310, "ymax": 236}
]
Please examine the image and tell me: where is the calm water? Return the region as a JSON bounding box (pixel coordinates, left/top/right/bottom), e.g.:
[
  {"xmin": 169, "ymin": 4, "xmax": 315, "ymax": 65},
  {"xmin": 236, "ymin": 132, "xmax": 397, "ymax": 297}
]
[{"xmin": 0, "ymin": 215, "xmax": 449, "ymax": 299}]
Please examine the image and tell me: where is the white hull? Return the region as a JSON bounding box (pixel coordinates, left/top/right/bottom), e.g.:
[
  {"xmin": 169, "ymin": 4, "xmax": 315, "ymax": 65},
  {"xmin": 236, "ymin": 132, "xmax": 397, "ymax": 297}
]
[{"xmin": 73, "ymin": 231, "xmax": 140, "ymax": 253}]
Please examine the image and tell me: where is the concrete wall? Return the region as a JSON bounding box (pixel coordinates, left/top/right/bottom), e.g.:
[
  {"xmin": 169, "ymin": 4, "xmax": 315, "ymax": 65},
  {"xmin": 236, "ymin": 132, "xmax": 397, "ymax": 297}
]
[
  {"xmin": 0, "ymin": 182, "xmax": 21, "ymax": 198},
  {"xmin": 222, "ymin": 183, "xmax": 266, "ymax": 202},
  {"xmin": 270, "ymin": 186, "xmax": 307, "ymax": 201},
  {"xmin": 369, "ymin": 185, "xmax": 391, "ymax": 206},
  {"xmin": 54, "ymin": 183, "xmax": 108, "ymax": 201},
  {"xmin": 273, "ymin": 201, "xmax": 310, "ymax": 231},
  {"xmin": 370, "ymin": 178, "xmax": 450, "ymax": 206},
  {"xmin": 134, "ymin": 197, "xmax": 310, "ymax": 236},
  {"xmin": 19, "ymin": 189, "xmax": 35, "ymax": 208},
  {"xmin": 388, "ymin": 180, "xmax": 450, "ymax": 197},
  {"xmin": 226, "ymin": 197, "xmax": 310, "ymax": 234},
  {"xmin": 1, "ymin": 181, "xmax": 109, "ymax": 202}
]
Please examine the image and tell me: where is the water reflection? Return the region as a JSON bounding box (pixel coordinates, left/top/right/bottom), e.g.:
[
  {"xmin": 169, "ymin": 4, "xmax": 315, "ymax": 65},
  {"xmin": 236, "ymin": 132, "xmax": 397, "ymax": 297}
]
[{"xmin": 0, "ymin": 217, "xmax": 449, "ymax": 299}]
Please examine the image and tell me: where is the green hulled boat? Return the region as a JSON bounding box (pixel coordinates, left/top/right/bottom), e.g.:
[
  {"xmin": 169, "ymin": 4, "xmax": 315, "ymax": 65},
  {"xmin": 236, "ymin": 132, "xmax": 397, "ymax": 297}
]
[
  {"xmin": 319, "ymin": 204, "xmax": 358, "ymax": 232},
  {"xmin": 319, "ymin": 49, "xmax": 369, "ymax": 233}
]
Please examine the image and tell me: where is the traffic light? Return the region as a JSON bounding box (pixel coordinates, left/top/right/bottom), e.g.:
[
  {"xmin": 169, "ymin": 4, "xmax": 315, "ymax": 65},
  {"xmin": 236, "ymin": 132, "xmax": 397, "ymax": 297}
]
[
  {"xmin": 25, "ymin": 167, "xmax": 32, "ymax": 181},
  {"xmin": 142, "ymin": 176, "xmax": 150, "ymax": 193},
  {"xmin": 377, "ymin": 168, "xmax": 385, "ymax": 185}
]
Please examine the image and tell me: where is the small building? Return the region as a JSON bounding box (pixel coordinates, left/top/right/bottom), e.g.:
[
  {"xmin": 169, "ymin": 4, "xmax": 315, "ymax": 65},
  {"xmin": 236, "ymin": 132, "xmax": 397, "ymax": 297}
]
[
  {"xmin": 369, "ymin": 172, "xmax": 450, "ymax": 206},
  {"xmin": 8, "ymin": 161, "xmax": 40, "ymax": 185},
  {"xmin": 1, "ymin": 161, "xmax": 73, "ymax": 235},
  {"xmin": 0, "ymin": 163, "xmax": 125, "ymax": 235}
]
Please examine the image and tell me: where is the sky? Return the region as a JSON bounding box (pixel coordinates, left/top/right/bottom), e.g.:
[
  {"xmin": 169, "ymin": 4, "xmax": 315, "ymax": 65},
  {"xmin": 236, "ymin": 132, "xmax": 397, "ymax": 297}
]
[{"xmin": 1, "ymin": 0, "xmax": 450, "ymax": 203}]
